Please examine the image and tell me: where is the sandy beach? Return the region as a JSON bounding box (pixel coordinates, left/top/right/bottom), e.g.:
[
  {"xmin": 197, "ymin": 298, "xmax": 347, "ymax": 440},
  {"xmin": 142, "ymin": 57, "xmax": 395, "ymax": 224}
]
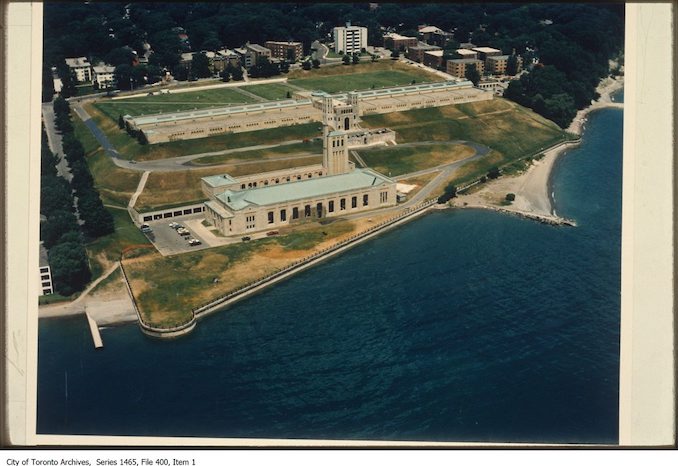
[{"xmin": 452, "ymin": 75, "xmax": 624, "ymax": 221}]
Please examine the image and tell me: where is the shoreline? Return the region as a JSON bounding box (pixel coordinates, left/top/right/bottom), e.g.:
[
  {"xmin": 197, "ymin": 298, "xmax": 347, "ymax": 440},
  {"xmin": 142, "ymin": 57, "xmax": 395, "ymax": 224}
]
[{"xmin": 452, "ymin": 75, "xmax": 624, "ymax": 221}]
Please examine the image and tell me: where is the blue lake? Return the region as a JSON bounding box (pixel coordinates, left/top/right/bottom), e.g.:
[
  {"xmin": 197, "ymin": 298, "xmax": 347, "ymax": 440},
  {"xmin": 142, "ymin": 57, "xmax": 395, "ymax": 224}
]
[{"xmin": 37, "ymin": 107, "xmax": 623, "ymax": 444}]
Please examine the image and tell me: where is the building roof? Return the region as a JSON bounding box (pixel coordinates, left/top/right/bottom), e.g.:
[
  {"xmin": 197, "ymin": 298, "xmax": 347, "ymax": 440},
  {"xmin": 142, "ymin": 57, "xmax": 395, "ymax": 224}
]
[
  {"xmin": 202, "ymin": 173, "xmax": 239, "ymax": 188},
  {"xmin": 93, "ymin": 63, "xmax": 115, "ymax": 73},
  {"xmin": 246, "ymin": 43, "xmax": 271, "ymax": 53},
  {"xmin": 449, "ymin": 58, "xmax": 483, "ymax": 64},
  {"xmin": 418, "ymin": 25, "xmax": 444, "ymax": 34},
  {"xmin": 65, "ymin": 57, "xmax": 90, "ymax": 67},
  {"xmin": 180, "ymin": 52, "xmax": 193, "ymax": 61},
  {"xmin": 205, "ymin": 200, "xmax": 234, "ymax": 219},
  {"xmin": 408, "ymin": 43, "xmax": 442, "ymax": 51},
  {"xmin": 215, "ymin": 168, "xmax": 393, "ymax": 211},
  {"xmin": 472, "ymin": 46, "xmax": 502, "ymax": 54},
  {"xmin": 456, "ymin": 49, "xmax": 478, "ymax": 56},
  {"xmin": 265, "ymin": 40, "xmax": 302, "ymax": 46},
  {"xmin": 487, "ymin": 54, "xmax": 510, "ymax": 61},
  {"xmin": 383, "ymin": 32, "xmax": 416, "ymax": 41},
  {"xmin": 424, "ymin": 50, "xmax": 444, "ymax": 57},
  {"xmin": 459, "ymin": 42, "xmax": 477, "ymax": 49}
]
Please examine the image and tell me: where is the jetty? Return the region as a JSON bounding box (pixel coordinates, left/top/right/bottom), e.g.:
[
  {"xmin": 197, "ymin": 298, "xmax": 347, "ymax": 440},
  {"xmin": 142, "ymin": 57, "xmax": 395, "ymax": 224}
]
[{"xmin": 85, "ymin": 312, "xmax": 104, "ymax": 349}]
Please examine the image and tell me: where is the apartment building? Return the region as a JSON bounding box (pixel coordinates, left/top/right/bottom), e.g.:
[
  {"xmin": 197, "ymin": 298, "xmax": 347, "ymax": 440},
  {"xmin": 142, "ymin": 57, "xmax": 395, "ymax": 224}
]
[
  {"xmin": 382, "ymin": 32, "xmax": 418, "ymax": 51},
  {"xmin": 486, "ymin": 54, "xmax": 523, "ymax": 75},
  {"xmin": 265, "ymin": 41, "xmax": 304, "ymax": 62},
  {"xmin": 446, "ymin": 58, "xmax": 485, "ymax": 79},
  {"xmin": 406, "ymin": 42, "xmax": 442, "ymax": 63},
  {"xmin": 333, "ymin": 22, "xmax": 367, "ymax": 54},
  {"xmin": 65, "ymin": 57, "xmax": 92, "ymax": 82},
  {"xmin": 92, "ymin": 63, "xmax": 116, "ymax": 88},
  {"xmin": 423, "ymin": 50, "xmax": 444, "ymax": 69}
]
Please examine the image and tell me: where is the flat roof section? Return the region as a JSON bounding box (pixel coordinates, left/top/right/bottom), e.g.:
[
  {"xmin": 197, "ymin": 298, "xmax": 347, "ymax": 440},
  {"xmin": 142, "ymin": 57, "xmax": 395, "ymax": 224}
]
[
  {"xmin": 202, "ymin": 173, "xmax": 239, "ymax": 188},
  {"xmin": 472, "ymin": 47, "xmax": 502, "ymax": 54},
  {"xmin": 216, "ymin": 168, "xmax": 393, "ymax": 211}
]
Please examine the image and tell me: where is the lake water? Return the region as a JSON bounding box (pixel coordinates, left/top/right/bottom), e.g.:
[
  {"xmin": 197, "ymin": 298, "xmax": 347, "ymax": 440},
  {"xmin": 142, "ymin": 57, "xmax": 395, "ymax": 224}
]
[{"xmin": 37, "ymin": 107, "xmax": 623, "ymax": 444}]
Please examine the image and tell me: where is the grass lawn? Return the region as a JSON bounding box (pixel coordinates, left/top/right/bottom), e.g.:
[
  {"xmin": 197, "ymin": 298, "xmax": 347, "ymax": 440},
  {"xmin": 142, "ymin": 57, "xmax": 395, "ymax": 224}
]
[
  {"xmin": 86, "ymin": 207, "xmax": 152, "ymax": 279},
  {"xmin": 240, "ymin": 83, "xmax": 298, "ymax": 100},
  {"xmin": 94, "ymin": 87, "xmax": 256, "ymax": 119},
  {"xmin": 134, "ymin": 155, "xmax": 322, "ymax": 212},
  {"xmin": 89, "ymin": 267, "xmax": 124, "ymax": 297},
  {"xmin": 191, "ymin": 139, "xmax": 322, "ymax": 165},
  {"xmin": 83, "ymin": 103, "xmax": 321, "ymax": 161},
  {"xmin": 87, "ymin": 149, "xmax": 143, "ymax": 207},
  {"xmin": 361, "ymin": 98, "xmax": 567, "ymax": 186},
  {"xmin": 123, "ymin": 219, "xmax": 356, "ymax": 327},
  {"xmin": 287, "ymin": 60, "xmax": 443, "ymax": 93},
  {"xmin": 358, "ymin": 143, "xmax": 475, "ymax": 177},
  {"xmin": 38, "ymin": 293, "xmax": 73, "ymax": 305},
  {"xmin": 71, "ymin": 110, "xmax": 101, "ymax": 156}
]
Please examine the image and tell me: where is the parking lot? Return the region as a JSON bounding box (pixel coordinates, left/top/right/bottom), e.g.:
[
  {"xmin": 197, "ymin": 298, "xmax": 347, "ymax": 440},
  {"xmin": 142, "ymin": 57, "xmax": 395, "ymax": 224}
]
[{"xmin": 140, "ymin": 214, "xmax": 213, "ymax": 256}]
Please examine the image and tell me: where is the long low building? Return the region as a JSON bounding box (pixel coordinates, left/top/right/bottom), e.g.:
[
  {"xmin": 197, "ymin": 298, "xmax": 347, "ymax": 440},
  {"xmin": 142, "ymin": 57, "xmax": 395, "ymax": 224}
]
[{"xmin": 126, "ymin": 80, "xmax": 493, "ymax": 144}]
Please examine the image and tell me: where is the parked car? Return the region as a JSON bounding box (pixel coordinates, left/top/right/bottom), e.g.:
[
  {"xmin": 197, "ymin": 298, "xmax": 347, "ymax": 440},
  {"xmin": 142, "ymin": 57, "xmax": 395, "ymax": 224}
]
[
  {"xmin": 241, "ymin": 236, "xmax": 251, "ymax": 242},
  {"xmin": 266, "ymin": 231, "xmax": 279, "ymax": 236},
  {"xmin": 189, "ymin": 238, "xmax": 201, "ymax": 246},
  {"xmin": 177, "ymin": 228, "xmax": 190, "ymax": 236},
  {"xmin": 140, "ymin": 224, "xmax": 152, "ymax": 233},
  {"xmin": 169, "ymin": 222, "xmax": 179, "ymax": 229}
]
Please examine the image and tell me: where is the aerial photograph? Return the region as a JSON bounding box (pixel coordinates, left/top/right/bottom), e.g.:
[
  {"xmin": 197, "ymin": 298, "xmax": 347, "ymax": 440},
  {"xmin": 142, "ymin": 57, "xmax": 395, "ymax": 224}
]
[{"xmin": 37, "ymin": 2, "xmax": 624, "ymax": 444}]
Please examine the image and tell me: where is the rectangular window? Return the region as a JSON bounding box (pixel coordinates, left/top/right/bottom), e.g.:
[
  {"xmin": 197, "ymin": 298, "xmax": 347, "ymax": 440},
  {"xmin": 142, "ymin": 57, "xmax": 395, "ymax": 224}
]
[
  {"xmin": 304, "ymin": 205, "xmax": 311, "ymax": 218},
  {"xmin": 183, "ymin": 209, "xmax": 192, "ymax": 215},
  {"xmin": 174, "ymin": 211, "xmax": 182, "ymax": 216},
  {"xmin": 143, "ymin": 216, "xmax": 152, "ymax": 222},
  {"xmin": 193, "ymin": 207, "xmax": 203, "ymax": 213},
  {"xmin": 163, "ymin": 212, "xmax": 172, "ymax": 218},
  {"xmin": 292, "ymin": 207, "xmax": 299, "ymax": 219},
  {"xmin": 363, "ymin": 194, "xmax": 369, "ymax": 206},
  {"xmin": 380, "ymin": 191, "xmax": 388, "ymax": 203},
  {"xmin": 268, "ymin": 212, "xmax": 274, "ymax": 224},
  {"xmin": 340, "ymin": 198, "xmax": 346, "ymax": 210},
  {"xmin": 280, "ymin": 209, "xmax": 287, "ymax": 222},
  {"xmin": 351, "ymin": 196, "xmax": 357, "ymax": 208},
  {"xmin": 328, "ymin": 200, "xmax": 334, "ymax": 213},
  {"xmin": 316, "ymin": 203, "xmax": 323, "ymax": 218}
]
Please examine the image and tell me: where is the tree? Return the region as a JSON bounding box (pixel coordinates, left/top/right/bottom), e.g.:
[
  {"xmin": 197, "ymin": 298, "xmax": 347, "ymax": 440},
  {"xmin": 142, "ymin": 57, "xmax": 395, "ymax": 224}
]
[
  {"xmin": 505, "ymin": 193, "xmax": 516, "ymax": 202},
  {"xmin": 465, "ymin": 63, "xmax": 481, "ymax": 86},
  {"xmin": 487, "ymin": 167, "xmax": 501, "ymax": 179},
  {"xmin": 118, "ymin": 115, "xmax": 125, "ymax": 129},
  {"xmin": 220, "ymin": 69, "xmax": 230, "ymax": 82},
  {"xmin": 40, "ymin": 210, "xmax": 79, "ymax": 249},
  {"xmin": 42, "ymin": 64, "xmax": 55, "ymax": 103},
  {"xmin": 311, "ymin": 59, "xmax": 320, "ymax": 69},
  {"xmin": 286, "ymin": 91, "xmax": 291, "ymax": 98},
  {"xmin": 352, "ymin": 53, "xmax": 360, "ymax": 65},
  {"xmin": 302, "ymin": 60, "xmax": 312, "ymax": 70},
  {"xmin": 390, "ymin": 50, "xmax": 400, "ymax": 59},
  {"xmin": 371, "ymin": 54, "xmax": 378, "ymax": 62},
  {"xmin": 231, "ymin": 66, "xmax": 244, "ymax": 81},
  {"xmin": 192, "ymin": 52, "xmax": 212, "ymax": 79},
  {"xmin": 48, "ymin": 240, "xmax": 91, "ymax": 296},
  {"xmin": 437, "ymin": 184, "xmax": 457, "ymax": 204},
  {"xmin": 137, "ymin": 131, "xmax": 148, "ymax": 145},
  {"xmin": 506, "ymin": 54, "xmax": 519, "ymax": 76},
  {"xmin": 342, "ymin": 55, "xmax": 351, "ymax": 65}
]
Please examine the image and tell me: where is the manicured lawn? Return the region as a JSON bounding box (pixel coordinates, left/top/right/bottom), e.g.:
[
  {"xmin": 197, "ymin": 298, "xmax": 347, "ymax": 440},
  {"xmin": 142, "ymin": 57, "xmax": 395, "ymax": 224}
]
[
  {"xmin": 191, "ymin": 139, "xmax": 322, "ymax": 165},
  {"xmin": 134, "ymin": 156, "xmax": 323, "ymax": 212},
  {"xmin": 241, "ymin": 83, "xmax": 298, "ymax": 100},
  {"xmin": 83, "ymin": 103, "xmax": 321, "ymax": 161},
  {"xmin": 87, "ymin": 149, "xmax": 143, "ymax": 207},
  {"xmin": 94, "ymin": 87, "xmax": 256, "ymax": 118},
  {"xmin": 86, "ymin": 207, "xmax": 152, "ymax": 278},
  {"xmin": 360, "ymin": 98, "xmax": 567, "ymax": 185},
  {"xmin": 290, "ymin": 70, "xmax": 439, "ymax": 93},
  {"xmin": 358, "ymin": 143, "xmax": 475, "ymax": 177}
]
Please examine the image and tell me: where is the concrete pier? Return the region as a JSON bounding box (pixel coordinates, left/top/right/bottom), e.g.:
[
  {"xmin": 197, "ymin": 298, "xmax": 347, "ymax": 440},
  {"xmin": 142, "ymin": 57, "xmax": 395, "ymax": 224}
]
[{"xmin": 86, "ymin": 312, "xmax": 104, "ymax": 349}]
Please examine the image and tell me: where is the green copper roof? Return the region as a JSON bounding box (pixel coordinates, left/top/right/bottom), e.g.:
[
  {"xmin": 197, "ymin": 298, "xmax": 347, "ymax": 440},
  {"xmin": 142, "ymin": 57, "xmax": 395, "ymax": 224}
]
[
  {"xmin": 202, "ymin": 173, "xmax": 238, "ymax": 188},
  {"xmin": 215, "ymin": 168, "xmax": 393, "ymax": 211}
]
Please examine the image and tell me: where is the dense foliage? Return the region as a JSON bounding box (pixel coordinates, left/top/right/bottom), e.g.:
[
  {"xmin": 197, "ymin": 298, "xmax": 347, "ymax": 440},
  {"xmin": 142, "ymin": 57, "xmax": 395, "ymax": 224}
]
[
  {"xmin": 40, "ymin": 128, "xmax": 91, "ymax": 295},
  {"xmin": 43, "ymin": 2, "xmax": 623, "ymax": 126}
]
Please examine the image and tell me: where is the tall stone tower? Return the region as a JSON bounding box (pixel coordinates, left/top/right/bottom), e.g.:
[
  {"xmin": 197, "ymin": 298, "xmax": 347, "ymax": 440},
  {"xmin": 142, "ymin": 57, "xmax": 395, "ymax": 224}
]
[{"xmin": 321, "ymin": 96, "xmax": 353, "ymax": 176}]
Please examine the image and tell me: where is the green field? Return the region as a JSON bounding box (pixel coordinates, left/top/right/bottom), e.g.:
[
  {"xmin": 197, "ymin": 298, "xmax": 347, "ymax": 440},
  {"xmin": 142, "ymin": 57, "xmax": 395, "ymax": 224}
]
[
  {"xmin": 358, "ymin": 143, "xmax": 475, "ymax": 177},
  {"xmin": 84, "ymin": 103, "xmax": 321, "ymax": 161},
  {"xmin": 290, "ymin": 70, "xmax": 439, "ymax": 93},
  {"xmin": 191, "ymin": 139, "xmax": 322, "ymax": 165},
  {"xmin": 360, "ymin": 98, "xmax": 567, "ymax": 186},
  {"xmin": 241, "ymin": 83, "xmax": 298, "ymax": 100},
  {"xmin": 94, "ymin": 88, "xmax": 256, "ymax": 119}
]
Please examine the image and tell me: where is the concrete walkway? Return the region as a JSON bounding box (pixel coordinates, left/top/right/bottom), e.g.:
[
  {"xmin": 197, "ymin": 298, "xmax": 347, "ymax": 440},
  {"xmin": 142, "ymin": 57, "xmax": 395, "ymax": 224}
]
[{"xmin": 128, "ymin": 171, "xmax": 150, "ymax": 211}]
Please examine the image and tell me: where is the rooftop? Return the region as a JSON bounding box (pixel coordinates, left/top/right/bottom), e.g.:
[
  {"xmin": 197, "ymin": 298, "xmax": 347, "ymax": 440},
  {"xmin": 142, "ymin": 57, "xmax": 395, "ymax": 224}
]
[
  {"xmin": 408, "ymin": 43, "xmax": 442, "ymax": 51},
  {"xmin": 456, "ymin": 49, "xmax": 478, "ymax": 56},
  {"xmin": 93, "ymin": 63, "xmax": 115, "ymax": 73},
  {"xmin": 418, "ymin": 25, "xmax": 444, "ymax": 34},
  {"xmin": 265, "ymin": 40, "xmax": 302, "ymax": 46},
  {"xmin": 383, "ymin": 32, "xmax": 416, "ymax": 41},
  {"xmin": 215, "ymin": 168, "xmax": 393, "ymax": 210},
  {"xmin": 424, "ymin": 50, "xmax": 444, "ymax": 57},
  {"xmin": 247, "ymin": 43, "xmax": 271, "ymax": 53},
  {"xmin": 472, "ymin": 46, "xmax": 502, "ymax": 54},
  {"xmin": 65, "ymin": 57, "xmax": 90, "ymax": 67},
  {"xmin": 487, "ymin": 55, "xmax": 510, "ymax": 61},
  {"xmin": 202, "ymin": 173, "xmax": 239, "ymax": 188},
  {"xmin": 449, "ymin": 58, "xmax": 483, "ymax": 64}
]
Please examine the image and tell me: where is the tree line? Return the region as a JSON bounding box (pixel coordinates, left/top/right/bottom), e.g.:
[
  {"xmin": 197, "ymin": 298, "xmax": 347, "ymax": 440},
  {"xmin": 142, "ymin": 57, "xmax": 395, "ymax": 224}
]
[{"xmin": 42, "ymin": 98, "xmax": 115, "ymax": 295}]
